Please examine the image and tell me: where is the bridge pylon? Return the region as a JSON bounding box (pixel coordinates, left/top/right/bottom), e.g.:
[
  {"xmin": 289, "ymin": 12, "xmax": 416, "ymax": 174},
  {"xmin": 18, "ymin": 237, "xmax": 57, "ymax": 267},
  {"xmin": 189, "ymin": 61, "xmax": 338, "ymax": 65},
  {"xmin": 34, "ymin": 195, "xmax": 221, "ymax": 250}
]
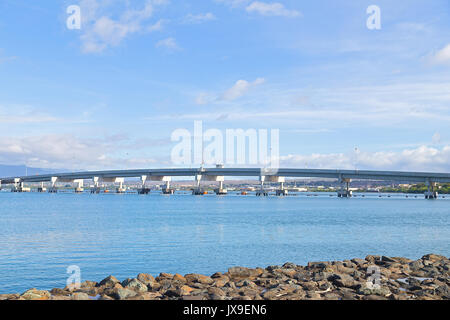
[
  {"xmin": 425, "ymin": 180, "xmax": 438, "ymax": 199},
  {"xmin": 256, "ymin": 176, "xmax": 268, "ymax": 196},
  {"xmin": 337, "ymin": 177, "xmax": 352, "ymax": 198},
  {"xmin": 37, "ymin": 182, "xmax": 47, "ymax": 193},
  {"xmin": 138, "ymin": 175, "xmax": 150, "ymax": 194}
]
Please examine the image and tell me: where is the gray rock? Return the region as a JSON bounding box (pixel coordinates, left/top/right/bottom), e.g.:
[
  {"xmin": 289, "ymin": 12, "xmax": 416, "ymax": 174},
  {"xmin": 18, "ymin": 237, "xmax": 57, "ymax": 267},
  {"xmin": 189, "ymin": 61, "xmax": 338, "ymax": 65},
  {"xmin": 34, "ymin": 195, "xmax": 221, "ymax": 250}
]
[
  {"xmin": 228, "ymin": 267, "xmax": 262, "ymax": 279},
  {"xmin": 357, "ymin": 285, "xmax": 391, "ymax": 297},
  {"xmin": 435, "ymin": 285, "xmax": 450, "ymax": 298},
  {"xmin": 282, "ymin": 262, "xmax": 297, "ymax": 269},
  {"xmin": 313, "ymin": 271, "xmax": 331, "ymax": 281},
  {"xmin": 266, "ymin": 265, "xmax": 281, "ymax": 272},
  {"xmin": 137, "ymin": 273, "xmax": 155, "ymax": 286},
  {"xmin": 409, "ymin": 260, "xmax": 424, "ymax": 271},
  {"xmin": 351, "ymin": 258, "xmax": 367, "ymax": 266},
  {"xmin": 98, "ymin": 275, "xmax": 119, "ymax": 288},
  {"xmin": 71, "ymin": 292, "xmax": 90, "ymax": 300},
  {"xmin": 329, "ymin": 273, "xmax": 359, "ymax": 288},
  {"xmin": 123, "ymin": 279, "xmax": 147, "ymax": 293},
  {"xmin": 307, "ymin": 262, "xmax": 330, "ymax": 270},
  {"xmin": 113, "ymin": 288, "xmax": 137, "ymax": 300}
]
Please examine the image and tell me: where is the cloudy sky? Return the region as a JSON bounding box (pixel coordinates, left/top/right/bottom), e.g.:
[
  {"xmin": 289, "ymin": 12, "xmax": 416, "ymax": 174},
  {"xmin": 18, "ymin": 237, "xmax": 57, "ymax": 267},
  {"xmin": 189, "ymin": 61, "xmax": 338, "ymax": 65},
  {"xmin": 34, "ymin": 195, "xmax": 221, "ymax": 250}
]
[{"xmin": 0, "ymin": 0, "xmax": 449, "ymax": 172}]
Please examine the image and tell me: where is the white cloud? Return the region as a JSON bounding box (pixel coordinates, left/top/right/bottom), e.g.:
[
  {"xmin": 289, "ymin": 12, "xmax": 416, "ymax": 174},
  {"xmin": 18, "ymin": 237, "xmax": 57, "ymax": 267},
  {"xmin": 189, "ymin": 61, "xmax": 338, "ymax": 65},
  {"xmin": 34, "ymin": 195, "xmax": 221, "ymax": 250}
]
[
  {"xmin": 281, "ymin": 145, "xmax": 450, "ymax": 172},
  {"xmin": 0, "ymin": 49, "xmax": 17, "ymax": 64},
  {"xmin": 78, "ymin": 0, "xmax": 167, "ymax": 54},
  {"xmin": 147, "ymin": 19, "xmax": 165, "ymax": 32},
  {"xmin": 192, "ymin": 78, "xmax": 265, "ymax": 104},
  {"xmin": 195, "ymin": 92, "xmax": 212, "ymax": 105},
  {"xmin": 0, "ymin": 105, "xmax": 58, "ymax": 124},
  {"xmin": 184, "ymin": 12, "xmax": 216, "ymax": 24},
  {"xmin": 214, "ymin": 0, "xmax": 251, "ymax": 8},
  {"xmin": 432, "ymin": 132, "xmax": 441, "ymax": 144},
  {"xmin": 245, "ymin": 1, "xmax": 301, "ymax": 17},
  {"xmin": 0, "ymin": 134, "xmax": 171, "ymax": 170},
  {"xmin": 215, "ymin": 0, "xmax": 300, "ymax": 17},
  {"xmin": 430, "ymin": 44, "xmax": 450, "ymax": 65},
  {"xmin": 222, "ymin": 78, "xmax": 265, "ymax": 100},
  {"xmin": 155, "ymin": 37, "xmax": 180, "ymax": 51},
  {"xmin": 207, "ymin": 80, "xmax": 447, "ymax": 122},
  {"xmin": 2, "ymin": 134, "xmax": 448, "ymax": 173}
]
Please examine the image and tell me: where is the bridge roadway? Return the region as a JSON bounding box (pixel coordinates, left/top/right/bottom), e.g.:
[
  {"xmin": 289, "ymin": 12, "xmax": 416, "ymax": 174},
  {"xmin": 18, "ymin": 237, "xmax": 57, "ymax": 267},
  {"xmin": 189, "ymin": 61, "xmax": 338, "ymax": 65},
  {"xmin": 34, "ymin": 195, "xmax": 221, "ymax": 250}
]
[
  {"xmin": 1, "ymin": 168, "xmax": 450, "ymax": 184},
  {"xmin": 1, "ymin": 168, "xmax": 449, "ymax": 198}
]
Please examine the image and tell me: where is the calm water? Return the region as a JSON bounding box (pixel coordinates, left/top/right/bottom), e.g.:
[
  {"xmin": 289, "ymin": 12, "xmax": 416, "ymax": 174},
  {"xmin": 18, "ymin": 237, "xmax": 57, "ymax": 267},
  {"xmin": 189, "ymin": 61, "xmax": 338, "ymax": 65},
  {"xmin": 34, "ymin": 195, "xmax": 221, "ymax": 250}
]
[{"xmin": 0, "ymin": 191, "xmax": 449, "ymax": 294}]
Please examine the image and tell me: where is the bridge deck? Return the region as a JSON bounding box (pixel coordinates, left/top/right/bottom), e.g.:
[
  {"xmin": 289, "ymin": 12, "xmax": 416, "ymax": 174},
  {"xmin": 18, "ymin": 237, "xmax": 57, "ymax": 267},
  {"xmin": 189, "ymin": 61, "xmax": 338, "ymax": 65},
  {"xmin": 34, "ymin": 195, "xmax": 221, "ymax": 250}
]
[{"xmin": 1, "ymin": 168, "xmax": 450, "ymax": 184}]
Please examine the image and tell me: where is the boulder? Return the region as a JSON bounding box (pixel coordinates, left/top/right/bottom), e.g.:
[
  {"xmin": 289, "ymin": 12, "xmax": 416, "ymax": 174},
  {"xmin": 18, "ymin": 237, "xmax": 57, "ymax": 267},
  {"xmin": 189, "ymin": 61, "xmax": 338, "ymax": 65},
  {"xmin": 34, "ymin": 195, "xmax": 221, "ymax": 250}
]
[
  {"xmin": 51, "ymin": 295, "xmax": 72, "ymax": 300},
  {"xmin": 178, "ymin": 285, "xmax": 194, "ymax": 296},
  {"xmin": 181, "ymin": 295, "xmax": 206, "ymax": 300},
  {"xmin": 282, "ymin": 262, "xmax": 297, "ymax": 269},
  {"xmin": 211, "ymin": 272, "xmax": 223, "ymax": 278},
  {"xmin": 356, "ymin": 285, "xmax": 391, "ymax": 297},
  {"xmin": 156, "ymin": 273, "xmax": 173, "ymax": 281},
  {"xmin": 307, "ymin": 262, "xmax": 330, "ymax": 270},
  {"xmin": 81, "ymin": 281, "xmax": 97, "ymax": 288},
  {"xmin": 0, "ymin": 294, "xmax": 19, "ymax": 300},
  {"xmin": 185, "ymin": 273, "xmax": 214, "ymax": 285},
  {"xmin": 50, "ymin": 288, "xmax": 69, "ymax": 296},
  {"xmin": 227, "ymin": 267, "xmax": 263, "ymax": 280},
  {"xmin": 365, "ymin": 255, "xmax": 382, "ymax": 263},
  {"xmin": 71, "ymin": 292, "xmax": 90, "ymax": 300},
  {"xmin": 173, "ymin": 274, "xmax": 186, "ymax": 282},
  {"xmin": 113, "ymin": 288, "xmax": 137, "ymax": 300},
  {"xmin": 301, "ymin": 282, "xmax": 318, "ymax": 291},
  {"xmin": 137, "ymin": 273, "xmax": 155, "ymax": 285},
  {"xmin": 207, "ymin": 287, "xmax": 225, "ymax": 297},
  {"xmin": 21, "ymin": 289, "xmax": 51, "ymax": 300},
  {"xmin": 123, "ymin": 279, "xmax": 147, "ymax": 293},
  {"xmin": 422, "ymin": 254, "xmax": 448, "ymax": 263},
  {"xmin": 98, "ymin": 275, "xmax": 120, "ymax": 288},
  {"xmin": 140, "ymin": 292, "xmax": 163, "ymax": 300},
  {"xmin": 351, "ymin": 258, "xmax": 367, "ymax": 266},
  {"xmin": 435, "ymin": 285, "xmax": 450, "ymax": 299},
  {"xmin": 213, "ymin": 276, "xmax": 229, "ymax": 288}
]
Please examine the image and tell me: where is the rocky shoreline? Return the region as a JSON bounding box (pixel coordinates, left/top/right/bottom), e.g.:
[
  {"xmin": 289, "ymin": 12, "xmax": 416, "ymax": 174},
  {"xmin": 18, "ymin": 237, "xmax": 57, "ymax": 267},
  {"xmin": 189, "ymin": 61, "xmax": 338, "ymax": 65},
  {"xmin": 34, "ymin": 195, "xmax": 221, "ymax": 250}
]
[{"xmin": 1, "ymin": 254, "xmax": 449, "ymax": 301}]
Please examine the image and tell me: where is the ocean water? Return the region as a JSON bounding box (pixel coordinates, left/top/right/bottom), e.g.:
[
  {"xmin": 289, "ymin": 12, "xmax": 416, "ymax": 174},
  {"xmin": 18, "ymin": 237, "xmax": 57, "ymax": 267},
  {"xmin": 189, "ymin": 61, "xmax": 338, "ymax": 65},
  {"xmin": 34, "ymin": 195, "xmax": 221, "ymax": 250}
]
[{"xmin": 0, "ymin": 191, "xmax": 449, "ymax": 294}]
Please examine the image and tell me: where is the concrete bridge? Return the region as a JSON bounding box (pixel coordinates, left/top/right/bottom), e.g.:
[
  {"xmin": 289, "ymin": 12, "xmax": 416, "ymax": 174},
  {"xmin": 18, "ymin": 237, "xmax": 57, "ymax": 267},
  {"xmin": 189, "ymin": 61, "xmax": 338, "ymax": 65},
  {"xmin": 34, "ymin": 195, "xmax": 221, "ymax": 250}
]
[{"xmin": 1, "ymin": 167, "xmax": 449, "ymax": 199}]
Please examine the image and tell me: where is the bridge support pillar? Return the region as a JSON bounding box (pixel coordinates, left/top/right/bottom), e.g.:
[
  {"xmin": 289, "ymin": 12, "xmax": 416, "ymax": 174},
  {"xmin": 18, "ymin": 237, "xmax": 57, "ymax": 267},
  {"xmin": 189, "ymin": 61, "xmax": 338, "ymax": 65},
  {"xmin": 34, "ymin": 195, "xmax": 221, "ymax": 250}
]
[
  {"xmin": 425, "ymin": 180, "xmax": 438, "ymax": 199},
  {"xmin": 268, "ymin": 177, "xmax": 288, "ymax": 196},
  {"xmin": 338, "ymin": 178, "xmax": 352, "ymax": 198},
  {"xmin": 91, "ymin": 177, "xmax": 101, "ymax": 194},
  {"xmin": 48, "ymin": 177, "xmax": 58, "ymax": 193},
  {"xmin": 162, "ymin": 180, "xmax": 175, "ymax": 195},
  {"xmin": 117, "ymin": 181, "xmax": 126, "ymax": 194},
  {"xmin": 12, "ymin": 179, "xmax": 23, "ymax": 192},
  {"xmin": 256, "ymin": 176, "xmax": 268, "ymax": 196},
  {"xmin": 214, "ymin": 181, "xmax": 228, "ymax": 195},
  {"xmin": 276, "ymin": 182, "xmax": 288, "ymax": 196},
  {"xmin": 204, "ymin": 176, "xmax": 227, "ymax": 195},
  {"xmin": 38, "ymin": 182, "xmax": 47, "ymax": 193},
  {"xmin": 192, "ymin": 174, "xmax": 206, "ymax": 195},
  {"xmin": 74, "ymin": 180, "xmax": 84, "ymax": 193},
  {"xmin": 138, "ymin": 175, "xmax": 150, "ymax": 194},
  {"xmin": 12, "ymin": 179, "xmax": 19, "ymax": 192}
]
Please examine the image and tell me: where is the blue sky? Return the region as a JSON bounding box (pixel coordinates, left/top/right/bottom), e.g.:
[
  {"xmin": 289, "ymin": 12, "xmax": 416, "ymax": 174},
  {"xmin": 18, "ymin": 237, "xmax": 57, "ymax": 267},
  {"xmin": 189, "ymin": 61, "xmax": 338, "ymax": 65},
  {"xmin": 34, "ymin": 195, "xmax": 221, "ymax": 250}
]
[{"xmin": 0, "ymin": 0, "xmax": 449, "ymax": 171}]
